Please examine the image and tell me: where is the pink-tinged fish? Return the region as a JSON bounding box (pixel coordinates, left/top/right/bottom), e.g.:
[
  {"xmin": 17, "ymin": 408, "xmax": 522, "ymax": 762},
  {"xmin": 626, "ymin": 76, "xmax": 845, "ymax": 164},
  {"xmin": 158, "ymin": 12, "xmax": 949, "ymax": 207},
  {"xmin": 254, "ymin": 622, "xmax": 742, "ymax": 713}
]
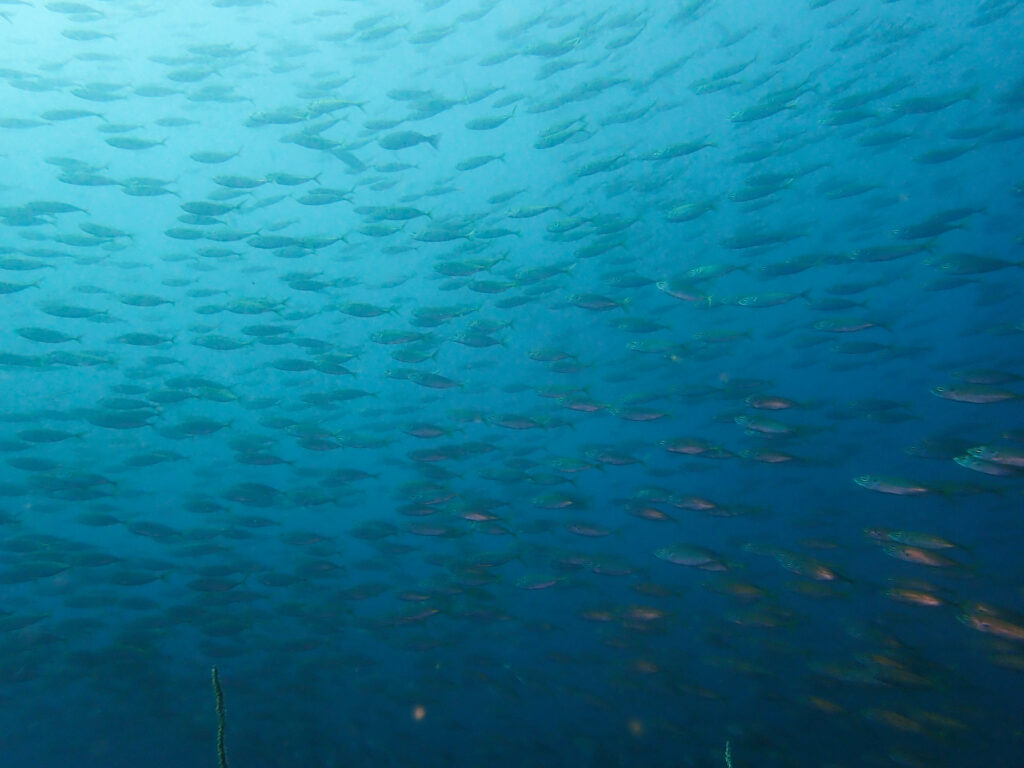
[
  {"xmin": 772, "ymin": 552, "xmax": 840, "ymax": 581},
  {"xmin": 864, "ymin": 528, "xmax": 957, "ymax": 549},
  {"xmin": 853, "ymin": 475, "xmax": 933, "ymax": 496},
  {"xmin": 460, "ymin": 510, "xmax": 499, "ymax": 522},
  {"xmin": 967, "ymin": 444, "xmax": 1024, "ymax": 467},
  {"xmin": 862, "ymin": 709, "xmax": 925, "ymax": 734},
  {"xmin": 884, "ymin": 588, "xmax": 944, "ymax": 607},
  {"xmin": 745, "ymin": 544, "xmax": 841, "ymax": 581},
  {"xmin": 745, "ymin": 394, "xmax": 798, "ymax": 410},
  {"xmin": 531, "ymin": 492, "xmax": 587, "ymax": 509},
  {"xmin": 668, "ymin": 495, "xmax": 719, "ymax": 511},
  {"xmin": 489, "ymin": 414, "xmax": 544, "ymax": 429},
  {"xmin": 559, "ymin": 395, "xmax": 606, "ymax": 412},
  {"xmin": 881, "ymin": 544, "xmax": 958, "ymax": 567},
  {"xmin": 625, "ymin": 502, "xmax": 674, "ymax": 522},
  {"xmin": 402, "ymin": 423, "xmax": 450, "ymax": 439},
  {"xmin": 654, "ymin": 544, "xmax": 728, "ymax": 570},
  {"xmin": 954, "ymin": 453, "xmax": 1022, "ymax": 476},
  {"xmin": 656, "ymin": 279, "xmax": 709, "ymax": 303},
  {"xmin": 931, "ymin": 384, "xmax": 1021, "ymax": 403},
  {"xmin": 742, "ymin": 448, "xmax": 797, "ymax": 464},
  {"xmin": 958, "ymin": 604, "xmax": 1024, "ymax": 643},
  {"xmin": 660, "ymin": 436, "xmax": 717, "ymax": 455},
  {"xmin": 515, "ymin": 574, "xmax": 564, "ymax": 590}
]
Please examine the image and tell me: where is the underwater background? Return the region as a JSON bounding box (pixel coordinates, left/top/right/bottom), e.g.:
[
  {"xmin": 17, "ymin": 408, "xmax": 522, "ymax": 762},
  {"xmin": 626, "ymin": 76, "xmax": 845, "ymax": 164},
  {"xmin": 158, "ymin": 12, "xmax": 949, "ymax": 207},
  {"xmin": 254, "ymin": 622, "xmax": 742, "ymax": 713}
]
[{"xmin": 0, "ymin": 0, "xmax": 1022, "ymax": 766}]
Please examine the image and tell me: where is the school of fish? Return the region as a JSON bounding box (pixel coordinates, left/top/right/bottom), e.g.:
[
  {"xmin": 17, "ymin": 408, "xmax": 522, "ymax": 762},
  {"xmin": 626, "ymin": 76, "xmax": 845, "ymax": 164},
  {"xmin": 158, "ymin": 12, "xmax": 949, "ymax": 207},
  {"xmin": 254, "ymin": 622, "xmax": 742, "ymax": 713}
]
[{"xmin": 0, "ymin": 0, "xmax": 1022, "ymax": 767}]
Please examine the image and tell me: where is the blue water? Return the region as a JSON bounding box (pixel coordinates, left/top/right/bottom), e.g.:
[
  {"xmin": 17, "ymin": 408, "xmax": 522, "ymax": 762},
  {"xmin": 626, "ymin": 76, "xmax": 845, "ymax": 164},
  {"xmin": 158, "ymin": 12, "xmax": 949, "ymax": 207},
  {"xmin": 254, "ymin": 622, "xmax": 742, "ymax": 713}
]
[{"xmin": 0, "ymin": 1, "xmax": 1022, "ymax": 766}]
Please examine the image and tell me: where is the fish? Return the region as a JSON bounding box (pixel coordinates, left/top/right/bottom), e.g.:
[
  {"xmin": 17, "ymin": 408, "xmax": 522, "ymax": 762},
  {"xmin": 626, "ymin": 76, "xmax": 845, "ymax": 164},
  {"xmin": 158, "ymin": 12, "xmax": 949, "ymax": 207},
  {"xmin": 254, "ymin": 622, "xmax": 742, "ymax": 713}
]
[
  {"xmin": 378, "ymin": 131, "xmax": 440, "ymax": 150},
  {"xmin": 854, "ymin": 475, "xmax": 936, "ymax": 496},
  {"xmin": 0, "ymin": 3, "xmax": 1018, "ymax": 766}
]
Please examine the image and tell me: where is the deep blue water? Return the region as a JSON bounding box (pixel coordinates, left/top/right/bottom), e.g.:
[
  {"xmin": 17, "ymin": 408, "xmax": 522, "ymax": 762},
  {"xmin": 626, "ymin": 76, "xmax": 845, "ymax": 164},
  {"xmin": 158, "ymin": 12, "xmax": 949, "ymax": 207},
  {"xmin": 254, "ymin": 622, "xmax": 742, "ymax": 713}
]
[{"xmin": 0, "ymin": 1, "xmax": 1022, "ymax": 766}]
